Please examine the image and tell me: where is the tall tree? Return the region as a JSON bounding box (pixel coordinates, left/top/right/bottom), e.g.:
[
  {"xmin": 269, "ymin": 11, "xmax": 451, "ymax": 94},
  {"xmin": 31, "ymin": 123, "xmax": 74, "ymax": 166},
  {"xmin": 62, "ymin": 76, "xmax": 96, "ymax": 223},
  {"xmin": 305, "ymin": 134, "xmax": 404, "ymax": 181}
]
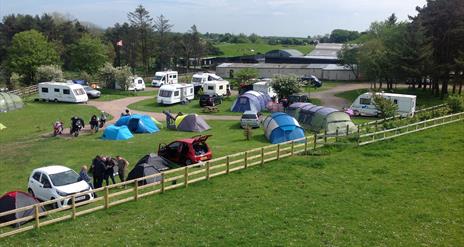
[
  {"xmin": 128, "ymin": 5, "xmax": 153, "ymax": 74},
  {"xmin": 68, "ymin": 34, "xmax": 109, "ymax": 74},
  {"xmin": 153, "ymin": 15, "xmax": 173, "ymax": 70}
]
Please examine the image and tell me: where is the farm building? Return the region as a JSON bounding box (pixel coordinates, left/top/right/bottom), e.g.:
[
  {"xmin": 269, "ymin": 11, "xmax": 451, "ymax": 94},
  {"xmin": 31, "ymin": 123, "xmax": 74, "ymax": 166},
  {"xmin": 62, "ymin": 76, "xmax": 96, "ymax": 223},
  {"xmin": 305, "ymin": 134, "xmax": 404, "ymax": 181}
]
[
  {"xmin": 286, "ymin": 103, "xmax": 357, "ymax": 134},
  {"xmin": 216, "ymin": 63, "xmax": 356, "ymax": 81}
]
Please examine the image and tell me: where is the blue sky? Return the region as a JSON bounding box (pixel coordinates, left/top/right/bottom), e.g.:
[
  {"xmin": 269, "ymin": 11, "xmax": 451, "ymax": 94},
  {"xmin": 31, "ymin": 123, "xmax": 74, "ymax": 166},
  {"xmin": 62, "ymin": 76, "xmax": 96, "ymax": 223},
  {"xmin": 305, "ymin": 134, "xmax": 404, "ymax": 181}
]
[{"xmin": 0, "ymin": 0, "xmax": 427, "ymax": 37}]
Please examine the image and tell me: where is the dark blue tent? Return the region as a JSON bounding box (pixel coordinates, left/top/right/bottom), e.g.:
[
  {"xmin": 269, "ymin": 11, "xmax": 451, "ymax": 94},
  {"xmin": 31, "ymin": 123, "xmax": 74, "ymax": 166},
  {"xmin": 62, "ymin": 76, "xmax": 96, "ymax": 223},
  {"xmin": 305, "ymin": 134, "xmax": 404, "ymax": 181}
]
[
  {"xmin": 230, "ymin": 90, "xmax": 271, "ymax": 113},
  {"xmin": 72, "ymin": 79, "xmax": 87, "ymax": 85},
  {"xmin": 102, "ymin": 125, "xmax": 134, "ymax": 140},
  {"xmin": 115, "ymin": 114, "xmax": 160, "ymax": 133},
  {"xmin": 263, "ymin": 112, "xmax": 305, "ymax": 144}
]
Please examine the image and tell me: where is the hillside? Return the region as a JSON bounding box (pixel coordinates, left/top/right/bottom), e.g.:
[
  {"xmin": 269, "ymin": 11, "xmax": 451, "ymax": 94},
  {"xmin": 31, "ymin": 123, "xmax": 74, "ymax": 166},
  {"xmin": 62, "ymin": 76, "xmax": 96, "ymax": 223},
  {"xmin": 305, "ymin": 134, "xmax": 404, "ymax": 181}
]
[{"xmin": 214, "ymin": 43, "xmax": 314, "ymax": 57}]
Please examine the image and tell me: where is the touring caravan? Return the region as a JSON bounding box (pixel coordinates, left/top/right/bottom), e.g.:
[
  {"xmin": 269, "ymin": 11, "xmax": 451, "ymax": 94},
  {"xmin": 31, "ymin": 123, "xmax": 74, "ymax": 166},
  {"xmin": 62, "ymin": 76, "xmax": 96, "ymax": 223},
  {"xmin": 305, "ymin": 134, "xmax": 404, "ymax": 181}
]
[
  {"xmin": 115, "ymin": 76, "xmax": 146, "ymax": 91},
  {"xmin": 350, "ymin": 92, "xmax": 416, "ymax": 117},
  {"xmin": 253, "ymin": 81, "xmax": 277, "ymax": 99},
  {"xmin": 157, "ymin": 84, "xmax": 195, "ymax": 105},
  {"xmin": 191, "ymin": 72, "xmax": 223, "ymax": 87},
  {"xmin": 152, "ymin": 71, "xmax": 178, "ymax": 87},
  {"xmin": 38, "ymin": 82, "xmax": 88, "ymax": 103},
  {"xmin": 202, "ymin": 81, "xmax": 230, "ymax": 96}
]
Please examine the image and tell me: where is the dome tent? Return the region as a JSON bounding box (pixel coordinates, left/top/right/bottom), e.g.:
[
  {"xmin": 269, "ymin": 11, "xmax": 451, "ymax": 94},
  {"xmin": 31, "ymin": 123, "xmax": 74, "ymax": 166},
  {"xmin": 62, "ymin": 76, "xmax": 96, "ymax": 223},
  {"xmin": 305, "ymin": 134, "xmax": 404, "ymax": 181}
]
[
  {"xmin": 115, "ymin": 114, "xmax": 160, "ymax": 133},
  {"xmin": 127, "ymin": 154, "xmax": 172, "ymax": 185},
  {"xmin": 263, "ymin": 112, "xmax": 305, "ymax": 144},
  {"xmin": 0, "ymin": 191, "xmax": 45, "ymax": 226},
  {"xmin": 230, "ymin": 90, "xmax": 271, "ymax": 113},
  {"xmin": 0, "ymin": 92, "xmax": 23, "ymax": 113},
  {"xmin": 176, "ymin": 114, "xmax": 211, "ymax": 132},
  {"xmin": 289, "ymin": 103, "xmax": 357, "ymax": 134},
  {"xmin": 102, "ymin": 125, "xmax": 134, "ymax": 140}
]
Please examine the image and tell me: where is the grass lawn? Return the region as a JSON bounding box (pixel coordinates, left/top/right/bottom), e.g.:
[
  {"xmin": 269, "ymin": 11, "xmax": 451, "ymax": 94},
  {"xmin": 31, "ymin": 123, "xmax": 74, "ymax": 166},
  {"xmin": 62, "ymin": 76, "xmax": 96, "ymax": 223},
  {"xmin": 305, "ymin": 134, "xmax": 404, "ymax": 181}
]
[
  {"xmin": 2, "ymin": 121, "xmax": 463, "ymax": 245},
  {"xmin": 95, "ymin": 88, "xmax": 156, "ymax": 101},
  {"xmin": 303, "ymin": 81, "xmax": 340, "ymax": 94},
  {"xmin": 128, "ymin": 96, "xmax": 242, "ymax": 116},
  {"xmin": 215, "ymin": 43, "xmax": 314, "ymax": 57}
]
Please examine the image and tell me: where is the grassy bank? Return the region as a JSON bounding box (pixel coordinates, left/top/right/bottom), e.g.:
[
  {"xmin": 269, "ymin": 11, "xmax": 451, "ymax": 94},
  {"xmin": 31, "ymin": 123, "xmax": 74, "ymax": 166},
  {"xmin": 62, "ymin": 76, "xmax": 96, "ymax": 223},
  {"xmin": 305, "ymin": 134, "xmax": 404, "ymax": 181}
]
[{"xmin": 215, "ymin": 43, "xmax": 314, "ymax": 57}]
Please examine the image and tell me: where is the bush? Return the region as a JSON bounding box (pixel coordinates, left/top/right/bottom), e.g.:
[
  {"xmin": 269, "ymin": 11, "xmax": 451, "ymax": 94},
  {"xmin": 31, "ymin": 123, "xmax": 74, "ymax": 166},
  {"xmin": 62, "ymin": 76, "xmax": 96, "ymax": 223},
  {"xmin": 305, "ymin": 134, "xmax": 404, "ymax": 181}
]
[
  {"xmin": 79, "ymin": 71, "xmax": 93, "ymax": 84},
  {"xmin": 271, "ymin": 75, "xmax": 302, "ymax": 98},
  {"xmin": 8, "ymin": 73, "xmax": 23, "ymax": 89},
  {"xmin": 446, "ymin": 95, "xmax": 464, "ymax": 113},
  {"xmin": 98, "ymin": 63, "xmax": 117, "ymax": 88},
  {"xmin": 35, "ymin": 65, "xmax": 63, "ymax": 82},
  {"xmin": 372, "ymin": 94, "xmax": 398, "ymax": 118},
  {"xmin": 235, "ymin": 68, "xmax": 258, "ymax": 84},
  {"xmin": 115, "ymin": 66, "xmax": 133, "ymax": 91}
]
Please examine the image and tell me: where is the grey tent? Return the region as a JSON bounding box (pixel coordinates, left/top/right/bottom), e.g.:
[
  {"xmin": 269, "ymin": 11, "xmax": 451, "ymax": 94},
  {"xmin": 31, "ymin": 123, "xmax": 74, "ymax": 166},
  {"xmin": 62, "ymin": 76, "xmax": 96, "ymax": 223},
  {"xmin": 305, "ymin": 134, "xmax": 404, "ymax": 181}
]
[
  {"xmin": 0, "ymin": 92, "xmax": 23, "ymax": 113},
  {"xmin": 0, "ymin": 191, "xmax": 45, "ymax": 227},
  {"xmin": 176, "ymin": 114, "xmax": 211, "ymax": 132},
  {"xmin": 288, "ymin": 102, "xmax": 357, "ymax": 134},
  {"xmin": 127, "ymin": 154, "xmax": 172, "ymax": 185}
]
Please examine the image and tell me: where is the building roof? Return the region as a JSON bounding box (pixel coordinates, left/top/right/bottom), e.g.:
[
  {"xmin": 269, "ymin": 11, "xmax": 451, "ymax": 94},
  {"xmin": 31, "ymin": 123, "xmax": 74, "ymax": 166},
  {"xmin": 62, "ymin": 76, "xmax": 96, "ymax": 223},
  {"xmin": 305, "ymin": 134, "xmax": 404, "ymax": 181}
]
[
  {"xmin": 306, "ymin": 43, "xmax": 344, "ymax": 60},
  {"xmin": 217, "ymin": 63, "xmax": 313, "ymax": 69}
]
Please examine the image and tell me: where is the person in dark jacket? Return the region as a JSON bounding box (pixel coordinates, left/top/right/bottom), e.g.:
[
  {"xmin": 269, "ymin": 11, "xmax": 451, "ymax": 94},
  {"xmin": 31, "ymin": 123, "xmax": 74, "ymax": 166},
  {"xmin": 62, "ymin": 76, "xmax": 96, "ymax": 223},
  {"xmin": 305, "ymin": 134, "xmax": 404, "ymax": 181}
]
[
  {"xmin": 104, "ymin": 157, "xmax": 117, "ymax": 186},
  {"xmin": 89, "ymin": 115, "xmax": 99, "ymax": 132},
  {"xmin": 89, "ymin": 155, "xmax": 105, "ymax": 188}
]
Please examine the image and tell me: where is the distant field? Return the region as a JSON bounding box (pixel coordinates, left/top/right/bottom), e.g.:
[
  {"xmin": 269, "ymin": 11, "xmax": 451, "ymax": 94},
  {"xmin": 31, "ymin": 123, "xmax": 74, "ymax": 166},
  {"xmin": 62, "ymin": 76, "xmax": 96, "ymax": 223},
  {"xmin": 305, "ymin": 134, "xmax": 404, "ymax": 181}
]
[{"xmin": 215, "ymin": 43, "xmax": 314, "ymax": 57}]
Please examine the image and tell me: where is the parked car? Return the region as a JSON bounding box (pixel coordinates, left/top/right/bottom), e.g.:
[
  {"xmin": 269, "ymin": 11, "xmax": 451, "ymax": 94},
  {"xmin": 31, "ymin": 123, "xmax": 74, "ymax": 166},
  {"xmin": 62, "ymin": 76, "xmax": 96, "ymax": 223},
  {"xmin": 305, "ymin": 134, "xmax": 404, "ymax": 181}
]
[
  {"xmin": 28, "ymin": 165, "xmax": 94, "ymax": 208},
  {"xmin": 301, "ymin": 75, "xmax": 322, "ymax": 87},
  {"xmin": 199, "ymin": 94, "xmax": 222, "ymax": 107},
  {"xmin": 158, "ymin": 135, "xmax": 212, "ymax": 166},
  {"xmin": 82, "ymin": 86, "xmax": 101, "ymax": 98},
  {"xmin": 240, "ymin": 110, "xmax": 261, "ymax": 128},
  {"xmin": 287, "ymin": 93, "xmax": 310, "ymax": 105}
]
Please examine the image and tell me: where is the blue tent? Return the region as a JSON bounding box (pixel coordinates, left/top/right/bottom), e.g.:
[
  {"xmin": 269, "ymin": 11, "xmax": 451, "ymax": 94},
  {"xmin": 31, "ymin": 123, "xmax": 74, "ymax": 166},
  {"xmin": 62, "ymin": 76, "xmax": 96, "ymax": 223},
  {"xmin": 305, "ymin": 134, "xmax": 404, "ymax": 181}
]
[
  {"xmin": 102, "ymin": 125, "xmax": 134, "ymax": 140},
  {"xmin": 230, "ymin": 90, "xmax": 271, "ymax": 113},
  {"xmin": 115, "ymin": 114, "xmax": 160, "ymax": 133},
  {"xmin": 263, "ymin": 112, "xmax": 305, "ymax": 144}
]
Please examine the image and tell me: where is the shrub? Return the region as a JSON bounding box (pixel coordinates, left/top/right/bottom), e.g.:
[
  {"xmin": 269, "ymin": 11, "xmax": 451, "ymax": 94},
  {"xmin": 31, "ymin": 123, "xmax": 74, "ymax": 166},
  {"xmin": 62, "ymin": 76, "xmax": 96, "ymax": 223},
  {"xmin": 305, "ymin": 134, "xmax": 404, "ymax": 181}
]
[
  {"xmin": 235, "ymin": 68, "xmax": 258, "ymax": 84},
  {"xmin": 446, "ymin": 95, "xmax": 464, "ymax": 113},
  {"xmin": 79, "ymin": 71, "xmax": 93, "ymax": 84},
  {"xmin": 98, "ymin": 63, "xmax": 117, "ymax": 88},
  {"xmin": 372, "ymin": 94, "xmax": 398, "ymax": 118},
  {"xmin": 271, "ymin": 75, "xmax": 302, "ymax": 99},
  {"xmin": 35, "ymin": 65, "xmax": 63, "ymax": 82},
  {"xmin": 8, "ymin": 73, "xmax": 23, "ymax": 89},
  {"xmin": 115, "ymin": 66, "xmax": 133, "ymax": 91}
]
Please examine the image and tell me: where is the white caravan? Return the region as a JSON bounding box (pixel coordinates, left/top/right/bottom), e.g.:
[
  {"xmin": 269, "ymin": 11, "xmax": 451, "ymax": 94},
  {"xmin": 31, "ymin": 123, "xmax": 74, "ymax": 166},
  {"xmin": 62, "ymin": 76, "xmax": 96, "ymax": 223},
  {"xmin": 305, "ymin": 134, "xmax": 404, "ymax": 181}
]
[
  {"xmin": 157, "ymin": 84, "xmax": 195, "ymax": 105},
  {"xmin": 152, "ymin": 71, "xmax": 178, "ymax": 87},
  {"xmin": 350, "ymin": 92, "xmax": 417, "ymax": 117},
  {"xmin": 191, "ymin": 72, "xmax": 223, "ymax": 87},
  {"xmin": 115, "ymin": 76, "xmax": 146, "ymax": 91},
  {"xmin": 38, "ymin": 82, "xmax": 88, "ymax": 103},
  {"xmin": 202, "ymin": 80, "xmax": 231, "ymax": 96},
  {"xmin": 253, "ymin": 81, "xmax": 277, "ymax": 99}
]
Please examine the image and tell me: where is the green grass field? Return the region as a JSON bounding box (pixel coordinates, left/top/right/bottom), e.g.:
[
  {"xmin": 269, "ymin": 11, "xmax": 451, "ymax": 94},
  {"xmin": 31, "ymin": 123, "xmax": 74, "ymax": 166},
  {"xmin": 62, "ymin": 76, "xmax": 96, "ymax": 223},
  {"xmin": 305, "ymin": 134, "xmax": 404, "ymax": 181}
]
[
  {"xmin": 2, "ymin": 120, "xmax": 463, "ymax": 246},
  {"xmin": 215, "ymin": 43, "xmax": 314, "ymax": 57},
  {"xmin": 96, "ymin": 89, "xmax": 156, "ymax": 101}
]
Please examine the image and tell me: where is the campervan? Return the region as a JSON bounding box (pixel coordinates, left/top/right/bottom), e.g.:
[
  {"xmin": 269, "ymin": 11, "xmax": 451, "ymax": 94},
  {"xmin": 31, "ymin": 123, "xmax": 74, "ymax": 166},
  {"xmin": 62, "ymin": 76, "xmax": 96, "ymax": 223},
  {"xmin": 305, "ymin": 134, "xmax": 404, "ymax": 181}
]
[
  {"xmin": 152, "ymin": 71, "xmax": 178, "ymax": 87},
  {"xmin": 191, "ymin": 72, "xmax": 222, "ymax": 87},
  {"xmin": 157, "ymin": 84, "xmax": 195, "ymax": 105},
  {"xmin": 38, "ymin": 82, "xmax": 88, "ymax": 103},
  {"xmin": 202, "ymin": 80, "xmax": 230, "ymax": 96},
  {"xmin": 115, "ymin": 76, "xmax": 146, "ymax": 91},
  {"xmin": 350, "ymin": 92, "xmax": 417, "ymax": 117},
  {"xmin": 253, "ymin": 81, "xmax": 277, "ymax": 99}
]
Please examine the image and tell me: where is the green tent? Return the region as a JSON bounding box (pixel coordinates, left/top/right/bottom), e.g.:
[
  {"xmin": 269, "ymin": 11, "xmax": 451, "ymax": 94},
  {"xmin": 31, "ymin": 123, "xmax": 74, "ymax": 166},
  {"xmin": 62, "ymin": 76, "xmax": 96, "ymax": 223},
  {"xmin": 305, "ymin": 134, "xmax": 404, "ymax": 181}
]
[{"xmin": 0, "ymin": 92, "xmax": 23, "ymax": 113}]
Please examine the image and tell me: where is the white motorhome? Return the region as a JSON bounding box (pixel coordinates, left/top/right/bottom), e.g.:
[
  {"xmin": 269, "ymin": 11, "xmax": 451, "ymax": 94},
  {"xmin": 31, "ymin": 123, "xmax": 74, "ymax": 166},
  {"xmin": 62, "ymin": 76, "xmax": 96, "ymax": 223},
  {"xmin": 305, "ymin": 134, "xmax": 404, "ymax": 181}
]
[
  {"xmin": 115, "ymin": 76, "xmax": 146, "ymax": 91},
  {"xmin": 191, "ymin": 72, "xmax": 223, "ymax": 87},
  {"xmin": 152, "ymin": 71, "xmax": 178, "ymax": 87},
  {"xmin": 253, "ymin": 81, "xmax": 277, "ymax": 99},
  {"xmin": 350, "ymin": 92, "xmax": 417, "ymax": 117},
  {"xmin": 202, "ymin": 80, "xmax": 231, "ymax": 96},
  {"xmin": 157, "ymin": 84, "xmax": 195, "ymax": 105},
  {"xmin": 38, "ymin": 82, "xmax": 88, "ymax": 103}
]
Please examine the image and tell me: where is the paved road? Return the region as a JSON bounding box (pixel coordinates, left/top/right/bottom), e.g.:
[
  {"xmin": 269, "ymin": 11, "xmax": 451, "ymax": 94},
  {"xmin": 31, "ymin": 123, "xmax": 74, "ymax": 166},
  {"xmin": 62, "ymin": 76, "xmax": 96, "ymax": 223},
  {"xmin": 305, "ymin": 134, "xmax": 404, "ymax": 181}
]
[{"xmin": 311, "ymin": 83, "xmax": 371, "ymax": 109}]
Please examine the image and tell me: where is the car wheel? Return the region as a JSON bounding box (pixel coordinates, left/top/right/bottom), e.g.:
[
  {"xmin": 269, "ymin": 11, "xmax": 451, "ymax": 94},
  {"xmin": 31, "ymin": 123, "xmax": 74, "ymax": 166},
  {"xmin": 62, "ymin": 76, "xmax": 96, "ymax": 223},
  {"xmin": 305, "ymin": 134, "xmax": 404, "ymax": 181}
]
[
  {"xmin": 185, "ymin": 159, "xmax": 193, "ymax": 166},
  {"xmin": 28, "ymin": 188, "xmax": 35, "ymax": 197},
  {"xmin": 54, "ymin": 99, "xmax": 58, "ymax": 102}
]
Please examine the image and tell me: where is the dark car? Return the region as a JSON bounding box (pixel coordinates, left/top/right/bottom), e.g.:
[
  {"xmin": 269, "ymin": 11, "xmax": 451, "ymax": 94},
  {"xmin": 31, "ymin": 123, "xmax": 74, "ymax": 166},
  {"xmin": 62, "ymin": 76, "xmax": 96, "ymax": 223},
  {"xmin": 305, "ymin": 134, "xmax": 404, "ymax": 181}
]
[
  {"xmin": 301, "ymin": 75, "xmax": 322, "ymax": 87},
  {"xmin": 287, "ymin": 93, "xmax": 310, "ymax": 105},
  {"xmin": 158, "ymin": 135, "xmax": 212, "ymax": 166},
  {"xmin": 199, "ymin": 94, "xmax": 222, "ymax": 107}
]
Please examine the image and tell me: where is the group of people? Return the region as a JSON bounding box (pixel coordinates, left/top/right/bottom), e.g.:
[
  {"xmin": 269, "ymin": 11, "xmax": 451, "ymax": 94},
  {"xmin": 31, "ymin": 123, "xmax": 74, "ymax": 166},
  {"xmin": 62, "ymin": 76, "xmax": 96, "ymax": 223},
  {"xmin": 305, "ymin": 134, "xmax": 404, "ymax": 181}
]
[
  {"xmin": 89, "ymin": 111, "xmax": 108, "ymax": 133},
  {"xmin": 80, "ymin": 155, "xmax": 129, "ymax": 189}
]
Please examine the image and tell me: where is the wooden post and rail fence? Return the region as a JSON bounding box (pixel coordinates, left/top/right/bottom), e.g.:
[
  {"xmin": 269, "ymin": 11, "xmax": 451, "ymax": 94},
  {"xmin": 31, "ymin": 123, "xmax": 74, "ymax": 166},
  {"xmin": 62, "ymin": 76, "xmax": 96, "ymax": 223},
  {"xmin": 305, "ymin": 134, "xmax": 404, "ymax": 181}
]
[{"xmin": 0, "ymin": 110, "xmax": 462, "ymax": 239}]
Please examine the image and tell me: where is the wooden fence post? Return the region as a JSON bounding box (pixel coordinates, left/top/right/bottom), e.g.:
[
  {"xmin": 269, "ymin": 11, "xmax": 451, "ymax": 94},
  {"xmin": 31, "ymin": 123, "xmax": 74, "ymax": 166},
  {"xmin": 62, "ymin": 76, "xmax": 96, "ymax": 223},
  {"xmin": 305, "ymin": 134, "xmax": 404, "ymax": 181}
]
[
  {"xmin": 313, "ymin": 133, "xmax": 317, "ymax": 149},
  {"xmin": 357, "ymin": 127, "xmax": 361, "ymax": 146},
  {"xmin": 276, "ymin": 144, "xmax": 280, "ymax": 160},
  {"xmin": 261, "ymin": 147, "xmax": 264, "ymax": 166},
  {"xmin": 34, "ymin": 204, "xmax": 40, "ymax": 229},
  {"xmin": 291, "ymin": 141, "xmax": 294, "ymax": 156},
  {"xmin": 134, "ymin": 179, "xmax": 139, "ymax": 201},
  {"xmin": 184, "ymin": 167, "xmax": 189, "ymax": 188},
  {"xmin": 244, "ymin": 152, "xmax": 248, "ymax": 169},
  {"xmin": 104, "ymin": 187, "xmax": 109, "ymax": 209},
  {"xmin": 72, "ymin": 195, "xmax": 76, "ymax": 220},
  {"xmin": 304, "ymin": 137, "xmax": 308, "ymax": 153},
  {"xmin": 226, "ymin": 156, "xmax": 230, "ymax": 174},
  {"xmin": 346, "ymin": 125, "xmax": 349, "ymax": 136},
  {"xmin": 206, "ymin": 162, "xmax": 210, "ymax": 180},
  {"xmin": 161, "ymin": 173, "xmax": 165, "ymax": 193},
  {"xmin": 324, "ymin": 129, "xmax": 328, "ymax": 143},
  {"xmin": 335, "ymin": 128, "xmax": 339, "ymax": 142}
]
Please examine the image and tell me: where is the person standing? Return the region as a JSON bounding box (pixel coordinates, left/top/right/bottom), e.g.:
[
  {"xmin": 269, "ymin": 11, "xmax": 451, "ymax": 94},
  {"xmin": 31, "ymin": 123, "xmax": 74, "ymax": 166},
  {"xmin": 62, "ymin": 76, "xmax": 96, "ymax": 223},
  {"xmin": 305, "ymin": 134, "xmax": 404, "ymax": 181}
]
[
  {"xmin": 104, "ymin": 157, "xmax": 117, "ymax": 186},
  {"xmin": 79, "ymin": 165, "xmax": 93, "ymax": 188},
  {"xmin": 116, "ymin": 155, "xmax": 129, "ymax": 183},
  {"xmin": 89, "ymin": 156, "xmax": 105, "ymax": 188}
]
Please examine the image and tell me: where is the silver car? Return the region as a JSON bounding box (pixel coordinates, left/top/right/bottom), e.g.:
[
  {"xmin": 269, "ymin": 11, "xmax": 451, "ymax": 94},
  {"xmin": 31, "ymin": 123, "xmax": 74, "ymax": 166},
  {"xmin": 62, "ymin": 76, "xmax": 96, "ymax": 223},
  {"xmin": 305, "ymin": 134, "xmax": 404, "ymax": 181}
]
[
  {"xmin": 240, "ymin": 110, "xmax": 261, "ymax": 128},
  {"xmin": 83, "ymin": 86, "xmax": 101, "ymax": 98}
]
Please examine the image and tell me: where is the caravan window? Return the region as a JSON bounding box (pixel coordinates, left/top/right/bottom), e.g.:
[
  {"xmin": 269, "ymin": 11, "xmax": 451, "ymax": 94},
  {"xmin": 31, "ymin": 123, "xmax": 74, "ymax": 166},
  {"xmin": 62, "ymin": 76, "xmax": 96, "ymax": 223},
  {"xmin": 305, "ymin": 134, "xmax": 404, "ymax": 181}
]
[
  {"xmin": 219, "ymin": 85, "xmax": 224, "ymax": 90},
  {"xmin": 192, "ymin": 77, "xmax": 202, "ymax": 83},
  {"xmin": 41, "ymin": 87, "xmax": 49, "ymax": 93},
  {"xmin": 54, "ymin": 88, "xmax": 60, "ymax": 93},
  {"xmin": 393, "ymin": 99, "xmax": 398, "ymax": 104},
  {"xmin": 159, "ymin": 90, "xmax": 172, "ymax": 97},
  {"xmin": 207, "ymin": 86, "xmax": 214, "ymax": 90},
  {"xmin": 138, "ymin": 79, "xmax": 143, "ymax": 84},
  {"xmin": 63, "ymin": 89, "xmax": 70, "ymax": 95},
  {"xmin": 174, "ymin": 91, "xmax": 179, "ymax": 97},
  {"xmin": 190, "ymin": 88, "xmax": 193, "ymax": 94},
  {"xmin": 173, "ymin": 74, "xmax": 177, "ymax": 79},
  {"xmin": 360, "ymin": 98, "xmax": 371, "ymax": 105},
  {"xmin": 73, "ymin": 88, "xmax": 85, "ymax": 95}
]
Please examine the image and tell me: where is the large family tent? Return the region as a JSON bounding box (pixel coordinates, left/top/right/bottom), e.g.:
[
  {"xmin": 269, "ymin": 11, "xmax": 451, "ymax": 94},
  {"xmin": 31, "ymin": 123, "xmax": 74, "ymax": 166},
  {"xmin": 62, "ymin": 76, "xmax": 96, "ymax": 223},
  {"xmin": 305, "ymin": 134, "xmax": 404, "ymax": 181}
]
[
  {"xmin": 263, "ymin": 113, "xmax": 305, "ymax": 144},
  {"xmin": 231, "ymin": 90, "xmax": 271, "ymax": 112},
  {"xmin": 0, "ymin": 191, "xmax": 45, "ymax": 226},
  {"xmin": 288, "ymin": 103, "xmax": 357, "ymax": 134},
  {"xmin": 127, "ymin": 154, "xmax": 172, "ymax": 185},
  {"xmin": 286, "ymin": 102, "xmax": 314, "ymax": 122},
  {"xmin": 115, "ymin": 114, "xmax": 160, "ymax": 133},
  {"xmin": 102, "ymin": 125, "xmax": 134, "ymax": 140},
  {"xmin": 0, "ymin": 92, "xmax": 23, "ymax": 113}
]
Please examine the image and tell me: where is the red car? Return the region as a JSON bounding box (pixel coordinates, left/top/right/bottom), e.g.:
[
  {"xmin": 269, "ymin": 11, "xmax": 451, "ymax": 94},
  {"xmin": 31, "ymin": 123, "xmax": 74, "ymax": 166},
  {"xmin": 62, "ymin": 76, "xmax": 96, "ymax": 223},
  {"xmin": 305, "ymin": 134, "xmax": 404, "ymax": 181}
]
[{"xmin": 158, "ymin": 135, "xmax": 212, "ymax": 166}]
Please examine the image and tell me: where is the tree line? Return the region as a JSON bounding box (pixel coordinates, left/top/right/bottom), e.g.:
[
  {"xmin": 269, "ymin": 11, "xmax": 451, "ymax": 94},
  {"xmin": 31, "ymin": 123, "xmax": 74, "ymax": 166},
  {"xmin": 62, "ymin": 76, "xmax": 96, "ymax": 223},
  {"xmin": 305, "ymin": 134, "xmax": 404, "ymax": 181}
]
[{"xmin": 339, "ymin": 0, "xmax": 464, "ymax": 98}]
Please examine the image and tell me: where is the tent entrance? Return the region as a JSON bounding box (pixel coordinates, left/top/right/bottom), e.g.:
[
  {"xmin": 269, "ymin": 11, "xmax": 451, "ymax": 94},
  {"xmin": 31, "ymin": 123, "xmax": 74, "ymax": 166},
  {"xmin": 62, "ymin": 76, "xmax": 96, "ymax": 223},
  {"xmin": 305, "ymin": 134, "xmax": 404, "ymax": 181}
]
[{"xmin": 128, "ymin": 119, "xmax": 140, "ymax": 132}]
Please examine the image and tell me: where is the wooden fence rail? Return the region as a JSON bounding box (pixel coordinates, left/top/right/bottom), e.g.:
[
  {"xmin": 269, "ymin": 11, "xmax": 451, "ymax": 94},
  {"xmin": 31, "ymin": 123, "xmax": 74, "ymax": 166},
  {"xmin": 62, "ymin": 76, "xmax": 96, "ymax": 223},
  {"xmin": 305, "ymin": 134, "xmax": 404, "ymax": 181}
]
[
  {"xmin": 1, "ymin": 111, "xmax": 462, "ymax": 239},
  {"xmin": 7, "ymin": 85, "xmax": 38, "ymax": 97}
]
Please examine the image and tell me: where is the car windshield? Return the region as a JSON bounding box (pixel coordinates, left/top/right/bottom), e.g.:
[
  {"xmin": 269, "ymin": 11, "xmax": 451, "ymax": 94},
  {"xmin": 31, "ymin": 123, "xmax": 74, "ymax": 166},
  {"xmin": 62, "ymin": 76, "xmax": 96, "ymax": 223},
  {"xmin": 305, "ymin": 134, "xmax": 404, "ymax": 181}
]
[
  {"xmin": 154, "ymin": 75, "xmax": 163, "ymax": 80},
  {"xmin": 83, "ymin": 86, "xmax": 91, "ymax": 91},
  {"xmin": 159, "ymin": 90, "xmax": 172, "ymax": 97},
  {"xmin": 192, "ymin": 77, "xmax": 203, "ymax": 83},
  {"xmin": 200, "ymin": 95, "xmax": 211, "ymax": 100},
  {"xmin": 49, "ymin": 170, "xmax": 80, "ymax": 186},
  {"xmin": 242, "ymin": 114, "xmax": 257, "ymax": 119}
]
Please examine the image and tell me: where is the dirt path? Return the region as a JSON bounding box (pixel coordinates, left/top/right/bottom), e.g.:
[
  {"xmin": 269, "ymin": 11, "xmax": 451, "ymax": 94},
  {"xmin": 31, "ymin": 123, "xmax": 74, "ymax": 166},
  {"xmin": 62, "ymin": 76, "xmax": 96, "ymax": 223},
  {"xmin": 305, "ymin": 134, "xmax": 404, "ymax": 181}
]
[{"xmin": 311, "ymin": 83, "xmax": 371, "ymax": 109}]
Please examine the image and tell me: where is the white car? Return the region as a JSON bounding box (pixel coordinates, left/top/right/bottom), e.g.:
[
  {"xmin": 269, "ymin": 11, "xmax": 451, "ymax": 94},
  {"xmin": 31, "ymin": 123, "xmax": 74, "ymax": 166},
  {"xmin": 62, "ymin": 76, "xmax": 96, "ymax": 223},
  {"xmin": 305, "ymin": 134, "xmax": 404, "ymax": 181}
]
[{"xmin": 28, "ymin": 165, "xmax": 94, "ymax": 208}]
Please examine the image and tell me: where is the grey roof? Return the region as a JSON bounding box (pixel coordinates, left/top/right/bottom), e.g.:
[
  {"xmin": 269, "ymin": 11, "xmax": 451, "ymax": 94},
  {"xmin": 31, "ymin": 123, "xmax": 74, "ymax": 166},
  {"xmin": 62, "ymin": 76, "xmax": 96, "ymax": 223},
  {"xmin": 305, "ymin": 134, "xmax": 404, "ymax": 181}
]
[
  {"xmin": 306, "ymin": 43, "xmax": 343, "ymax": 60},
  {"xmin": 217, "ymin": 63, "xmax": 313, "ymax": 69},
  {"xmin": 322, "ymin": 64, "xmax": 352, "ymax": 71}
]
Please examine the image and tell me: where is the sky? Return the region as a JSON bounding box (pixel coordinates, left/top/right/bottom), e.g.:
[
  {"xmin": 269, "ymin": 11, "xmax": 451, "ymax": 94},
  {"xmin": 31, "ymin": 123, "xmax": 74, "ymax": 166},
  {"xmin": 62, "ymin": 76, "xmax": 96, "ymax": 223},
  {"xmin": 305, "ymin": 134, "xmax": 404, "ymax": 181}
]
[{"xmin": 0, "ymin": 0, "xmax": 427, "ymax": 37}]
